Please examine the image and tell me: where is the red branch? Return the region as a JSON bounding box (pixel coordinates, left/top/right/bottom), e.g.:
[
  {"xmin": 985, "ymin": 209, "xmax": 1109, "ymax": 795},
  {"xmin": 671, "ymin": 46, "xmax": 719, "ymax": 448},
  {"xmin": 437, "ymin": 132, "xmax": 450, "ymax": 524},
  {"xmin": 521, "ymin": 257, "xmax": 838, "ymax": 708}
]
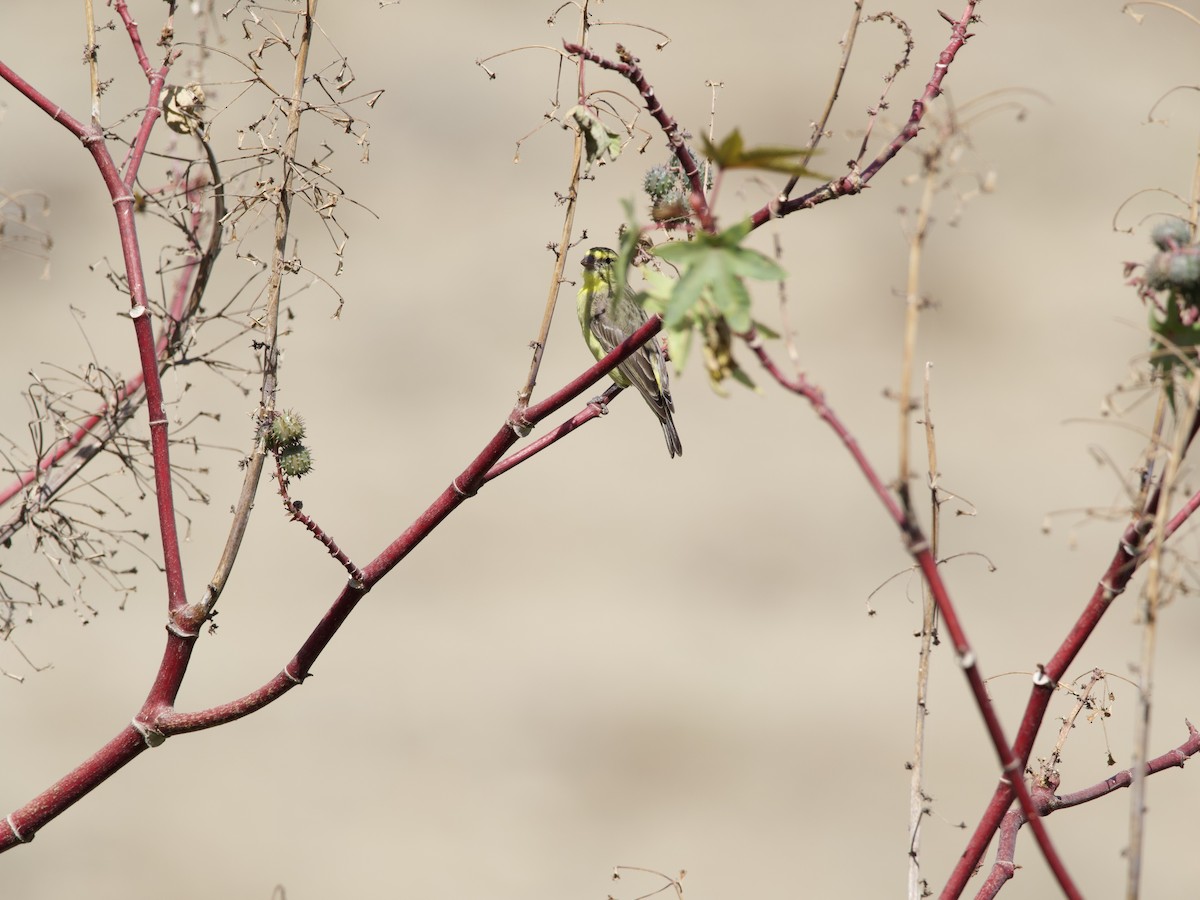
[
  {"xmin": 939, "ymin": 515, "xmax": 1158, "ymax": 895},
  {"xmin": 157, "ymin": 320, "xmax": 660, "ymax": 734},
  {"xmin": 0, "ymin": 309, "xmax": 662, "ymax": 849},
  {"xmin": 484, "ymin": 384, "xmax": 623, "ymax": 482},
  {"xmin": 1049, "ymin": 720, "xmax": 1200, "ymax": 810},
  {"xmin": 942, "ymin": 418, "xmax": 1200, "ymax": 895},
  {"xmin": 745, "ymin": 332, "xmax": 1082, "ymax": 899},
  {"xmin": 1, "ymin": 26, "xmax": 187, "ymax": 616},
  {"xmin": 0, "ymin": 7, "xmax": 200, "ymax": 848}
]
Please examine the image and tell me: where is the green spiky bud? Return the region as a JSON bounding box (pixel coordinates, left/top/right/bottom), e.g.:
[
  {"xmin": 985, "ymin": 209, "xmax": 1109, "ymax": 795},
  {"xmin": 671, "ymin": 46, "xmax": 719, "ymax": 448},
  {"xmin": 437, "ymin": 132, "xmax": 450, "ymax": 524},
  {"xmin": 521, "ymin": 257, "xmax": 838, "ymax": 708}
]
[
  {"xmin": 268, "ymin": 410, "xmax": 306, "ymax": 449},
  {"xmin": 279, "ymin": 444, "xmax": 314, "ymax": 479},
  {"xmin": 643, "ymin": 165, "xmax": 677, "ymax": 202}
]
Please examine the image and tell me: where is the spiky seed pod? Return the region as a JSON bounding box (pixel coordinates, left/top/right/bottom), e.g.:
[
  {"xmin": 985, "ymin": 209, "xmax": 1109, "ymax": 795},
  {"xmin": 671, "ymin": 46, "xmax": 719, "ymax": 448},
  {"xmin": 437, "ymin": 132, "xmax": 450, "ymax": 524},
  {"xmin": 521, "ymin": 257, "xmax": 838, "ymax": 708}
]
[
  {"xmin": 279, "ymin": 444, "xmax": 314, "ymax": 479},
  {"xmin": 643, "ymin": 165, "xmax": 677, "ymax": 202},
  {"xmin": 268, "ymin": 410, "xmax": 306, "ymax": 449}
]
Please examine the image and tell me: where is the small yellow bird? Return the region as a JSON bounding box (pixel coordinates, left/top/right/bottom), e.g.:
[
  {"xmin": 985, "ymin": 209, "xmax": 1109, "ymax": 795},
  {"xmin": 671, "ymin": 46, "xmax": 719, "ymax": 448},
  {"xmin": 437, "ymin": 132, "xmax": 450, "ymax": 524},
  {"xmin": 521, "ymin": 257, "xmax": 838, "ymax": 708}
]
[{"xmin": 577, "ymin": 247, "xmax": 682, "ymax": 458}]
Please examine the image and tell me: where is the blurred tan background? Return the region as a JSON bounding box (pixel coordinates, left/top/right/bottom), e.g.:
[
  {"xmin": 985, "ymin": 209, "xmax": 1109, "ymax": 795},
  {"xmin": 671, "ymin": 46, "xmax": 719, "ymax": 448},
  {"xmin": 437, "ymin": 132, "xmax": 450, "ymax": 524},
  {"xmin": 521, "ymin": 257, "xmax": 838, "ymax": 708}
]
[{"xmin": 2, "ymin": 2, "xmax": 1200, "ymax": 897}]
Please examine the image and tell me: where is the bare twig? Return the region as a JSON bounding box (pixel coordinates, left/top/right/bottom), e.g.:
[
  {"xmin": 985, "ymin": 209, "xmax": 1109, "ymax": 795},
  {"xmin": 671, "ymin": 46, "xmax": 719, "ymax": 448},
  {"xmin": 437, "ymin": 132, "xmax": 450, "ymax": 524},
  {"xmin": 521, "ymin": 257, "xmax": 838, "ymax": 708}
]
[
  {"xmin": 751, "ymin": 2, "xmax": 981, "ymax": 228},
  {"xmin": 776, "ymin": 1, "xmax": 863, "ymax": 209},
  {"xmin": 515, "ymin": 1, "xmax": 592, "ymax": 409},
  {"xmin": 908, "ymin": 362, "xmax": 941, "ymax": 900}
]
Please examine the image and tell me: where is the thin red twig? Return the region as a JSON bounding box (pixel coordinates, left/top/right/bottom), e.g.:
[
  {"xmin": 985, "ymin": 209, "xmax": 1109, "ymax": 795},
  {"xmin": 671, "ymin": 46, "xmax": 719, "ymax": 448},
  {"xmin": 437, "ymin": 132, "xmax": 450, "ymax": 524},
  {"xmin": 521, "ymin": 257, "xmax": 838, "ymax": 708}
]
[
  {"xmin": 484, "ymin": 384, "xmax": 623, "ymax": 482},
  {"xmin": 275, "ymin": 456, "xmax": 366, "ymax": 585},
  {"xmin": 751, "ymin": 2, "xmax": 980, "ymax": 227},
  {"xmin": 562, "ymin": 41, "xmax": 714, "ymax": 232},
  {"xmin": 974, "ymin": 722, "xmax": 1200, "ymax": 897}
]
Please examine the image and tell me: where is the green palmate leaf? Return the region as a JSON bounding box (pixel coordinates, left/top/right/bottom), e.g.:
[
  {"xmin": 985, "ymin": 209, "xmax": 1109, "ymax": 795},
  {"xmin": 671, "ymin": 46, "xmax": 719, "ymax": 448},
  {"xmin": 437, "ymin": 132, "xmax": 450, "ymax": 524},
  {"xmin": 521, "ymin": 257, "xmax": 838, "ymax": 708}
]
[
  {"xmin": 649, "ymin": 221, "xmax": 786, "ymax": 391},
  {"xmin": 729, "ymin": 367, "xmax": 759, "ymax": 392},
  {"xmin": 700, "ymin": 128, "xmax": 826, "ymax": 178},
  {"xmin": 566, "ymin": 105, "xmax": 622, "ymax": 171},
  {"xmin": 661, "ymin": 247, "xmax": 719, "ymax": 327},
  {"xmin": 711, "ymin": 266, "xmax": 753, "ymax": 333},
  {"xmin": 666, "ymin": 321, "xmax": 694, "ymax": 375},
  {"xmin": 639, "ymin": 267, "xmax": 674, "ymax": 313},
  {"xmin": 640, "ymin": 268, "xmax": 689, "ymax": 371},
  {"xmin": 703, "ymin": 128, "xmax": 745, "ymax": 166},
  {"xmin": 654, "ymin": 220, "xmax": 785, "ymax": 333}
]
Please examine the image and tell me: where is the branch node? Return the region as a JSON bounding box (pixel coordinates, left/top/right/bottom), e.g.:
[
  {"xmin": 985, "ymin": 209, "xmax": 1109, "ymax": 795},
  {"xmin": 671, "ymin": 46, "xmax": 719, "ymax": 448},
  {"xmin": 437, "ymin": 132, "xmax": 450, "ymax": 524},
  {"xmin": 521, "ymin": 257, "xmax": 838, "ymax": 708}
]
[
  {"xmin": 451, "ymin": 476, "xmax": 477, "ymax": 498},
  {"xmin": 283, "ymin": 665, "xmax": 304, "ymax": 685},
  {"xmin": 131, "ymin": 718, "xmax": 166, "ymax": 748},
  {"xmin": 508, "ymin": 410, "xmax": 534, "ymax": 438},
  {"xmin": 5, "ymin": 814, "xmax": 29, "ymax": 843},
  {"xmin": 165, "ymin": 619, "xmax": 197, "ymax": 639},
  {"xmin": 1032, "ymin": 664, "xmax": 1054, "ymax": 688}
]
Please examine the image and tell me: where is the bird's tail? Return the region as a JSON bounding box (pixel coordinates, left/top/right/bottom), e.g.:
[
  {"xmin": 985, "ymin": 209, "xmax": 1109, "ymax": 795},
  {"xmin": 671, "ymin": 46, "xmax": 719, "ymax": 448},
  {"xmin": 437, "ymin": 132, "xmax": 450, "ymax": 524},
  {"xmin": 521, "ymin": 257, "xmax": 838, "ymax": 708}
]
[{"xmin": 659, "ymin": 408, "xmax": 683, "ymax": 458}]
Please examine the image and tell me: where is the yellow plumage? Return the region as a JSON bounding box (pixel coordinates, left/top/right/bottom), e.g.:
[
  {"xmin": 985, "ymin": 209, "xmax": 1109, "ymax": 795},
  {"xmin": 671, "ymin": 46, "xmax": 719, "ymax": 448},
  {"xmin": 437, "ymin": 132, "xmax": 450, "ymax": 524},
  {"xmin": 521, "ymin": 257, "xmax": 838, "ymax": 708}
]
[{"xmin": 576, "ymin": 247, "xmax": 682, "ymax": 458}]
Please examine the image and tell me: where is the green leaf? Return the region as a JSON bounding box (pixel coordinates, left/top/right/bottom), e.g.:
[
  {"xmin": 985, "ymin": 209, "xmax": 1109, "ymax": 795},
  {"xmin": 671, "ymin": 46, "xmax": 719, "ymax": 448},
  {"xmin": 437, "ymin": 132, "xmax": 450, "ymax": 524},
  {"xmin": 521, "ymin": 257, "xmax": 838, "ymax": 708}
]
[
  {"xmin": 653, "ymin": 220, "xmax": 785, "ymax": 332},
  {"xmin": 704, "ymin": 129, "xmax": 745, "ymax": 167},
  {"xmin": 729, "ymin": 365, "xmax": 761, "ymax": 394},
  {"xmin": 641, "ymin": 219, "xmax": 789, "ymax": 392},
  {"xmin": 725, "ymin": 243, "xmax": 786, "ymax": 282},
  {"xmin": 700, "ymin": 128, "xmax": 826, "ymax": 178},
  {"xmin": 611, "ymin": 219, "xmax": 642, "ymax": 304},
  {"xmin": 566, "ymin": 105, "xmax": 623, "ymax": 172},
  {"xmin": 666, "ymin": 321, "xmax": 693, "ymax": 372},
  {"xmin": 639, "ymin": 268, "xmax": 674, "ymax": 315},
  {"xmin": 711, "ymin": 267, "xmax": 752, "ymax": 333}
]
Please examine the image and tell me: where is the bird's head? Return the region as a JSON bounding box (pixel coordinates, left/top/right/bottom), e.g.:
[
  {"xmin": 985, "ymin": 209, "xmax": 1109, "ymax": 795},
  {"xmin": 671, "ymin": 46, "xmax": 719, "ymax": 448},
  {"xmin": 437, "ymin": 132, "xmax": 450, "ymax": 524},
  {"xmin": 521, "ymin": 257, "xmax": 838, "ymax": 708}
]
[{"xmin": 580, "ymin": 246, "xmax": 617, "ymax": 292}]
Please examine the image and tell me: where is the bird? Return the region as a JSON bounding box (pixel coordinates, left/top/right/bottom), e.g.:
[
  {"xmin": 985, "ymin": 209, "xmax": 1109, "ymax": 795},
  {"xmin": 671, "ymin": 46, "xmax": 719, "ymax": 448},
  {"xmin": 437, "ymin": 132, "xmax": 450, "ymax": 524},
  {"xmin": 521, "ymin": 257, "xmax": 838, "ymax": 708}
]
[{"xmin": 576, "ymin": 246, "xmax": 682, "ymax": 458}]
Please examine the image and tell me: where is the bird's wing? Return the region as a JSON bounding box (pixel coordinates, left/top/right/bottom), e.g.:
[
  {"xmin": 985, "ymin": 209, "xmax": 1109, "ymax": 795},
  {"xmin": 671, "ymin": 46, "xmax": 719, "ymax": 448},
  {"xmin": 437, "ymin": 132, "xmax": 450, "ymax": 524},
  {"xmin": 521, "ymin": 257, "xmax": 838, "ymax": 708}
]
[{"xmin": 589, "ymin": 296, "xmax": 674, "ymax": 415}]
